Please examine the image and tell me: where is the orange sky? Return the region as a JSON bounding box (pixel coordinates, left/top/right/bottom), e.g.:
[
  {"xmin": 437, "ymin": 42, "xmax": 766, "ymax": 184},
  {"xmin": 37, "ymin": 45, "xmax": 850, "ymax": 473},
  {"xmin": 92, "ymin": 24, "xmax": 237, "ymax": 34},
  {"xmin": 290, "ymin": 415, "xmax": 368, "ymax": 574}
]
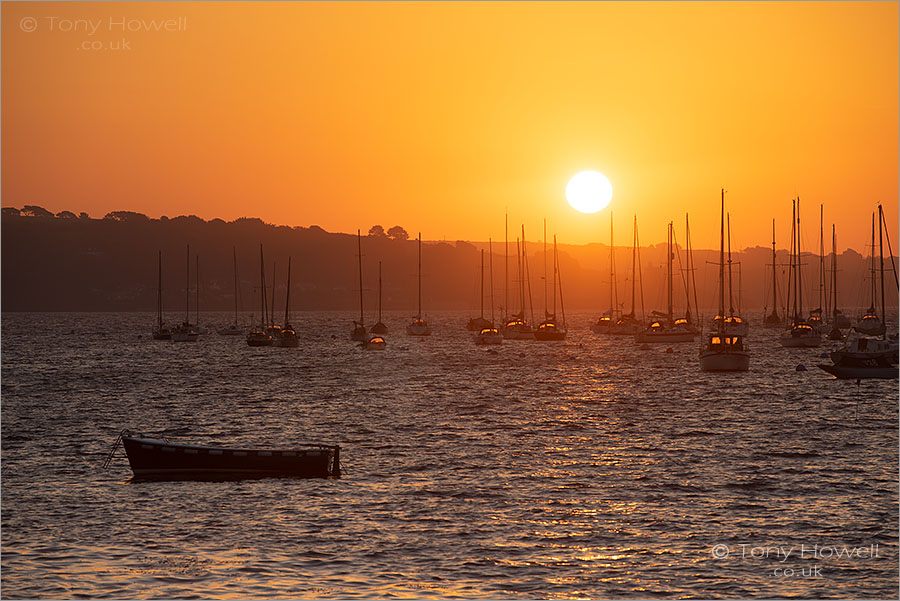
[{"xmin": 2, "ymin": 1, "xmax": 897, "ymax": 252}]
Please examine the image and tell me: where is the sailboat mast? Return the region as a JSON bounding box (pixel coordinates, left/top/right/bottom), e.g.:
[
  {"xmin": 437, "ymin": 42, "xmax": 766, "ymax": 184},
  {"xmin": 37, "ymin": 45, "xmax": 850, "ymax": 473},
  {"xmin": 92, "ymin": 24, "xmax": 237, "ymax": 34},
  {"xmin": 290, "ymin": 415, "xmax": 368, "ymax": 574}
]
[
  {"xmin": 270, "ymin": 261, "xmax": 276, "ymax": 328},
  {"xmin": 285, "ymin": 257, "xmax": 291, "ymax": 326},
  {"xmin": 870, "ymin": 214, "xmax": 876, "ymax": 311},
  {"xmin": 831, "ymin": 224, "xmax": 838, "ymax": 319},
  {"xmin": 610, "ymin": 212, "xmax": 616, "ymax": 317},
  {"xmin": 718, "ymin": 189, "xmax": 725, "ymax": 327},
  {"xmin": 771, "ymin": 219, "xmax": 777, "ymax": 318},
  {"xmin": 522, "ymin": 225, "xmax": 535, "ymax": 325},
  {"xmin": 630, "ymin": 216, "xmax": 636, "ymax": 316},
  {"xmin": 727, "ymin": 213, "xmax": 734, "ymax": 316},
  {"xmin": 504, "ymin": 213, "xmax": 508, "ymax": 319},
  {"xmin": 552, "ymin": 229, "xmax": 558, "ymax": 317},
  {"xmin": 259, "ymin": 245, "xmax": 266, "ymax": 328},
  {"xmin": 196, "ymin": 255, "xmax": 200, "ymax": 326},
  {"xmin": 543, "ymin": 219, "xmax": 548, "ymax": 316},
  {"xmin": 232, "ymin": 247, "xmax": 239, "ymax": 326},
  {"xmin": 158, "ymin": 251, "xmax": 163, "ymax": 329},
  {"xmin": 686, "ymin": 214, "xmax": 698, "ymax": 323},
  {"xmin": 555, "ymin": 235, "xmax": 565, "ymax": 327},
  {"xmin": 185, "ymin": 245, "xmax": 190, "ymax": 324},
  {"xmin": 357, "ymin": 230, "xmax": 364, "ymax": 325},
  {"xmin": 788, "ymin": 201, "xmax": 796, "ymax": 321},
  {"xmin": 878, "ymin": 204, "xmax": 885, "ymax": 339},
  {"xmin": 480, "ymin": 250, "xmax": 485, "ymax": 319},
  {"xmin": 819, "ymin": 204, "xmax": 826, "ymax": 314},
  {"xmin": 797, "ymin": 197, "xmax": 803, "ymax": 319},
  {"xmin": 378, "ymin": 261, "xmax": 383, "ymax": 323},
  {"xmin": 516, "ymin": 237, "xmax": 522, "ymax": 315},
  {"xmin": 667, "ymin": 222, "xmax": 673, "ymax": 321},
  {"xmin": 489, "ymin": 238, "xmax": 495, "ymax": 325},
  {"xmin": 417, "ymin": 232, "xmax": 422, "ymax": 319},
  {"xmin": 636, "ymin": 217, "xmax": 645, "ymax": 323}
]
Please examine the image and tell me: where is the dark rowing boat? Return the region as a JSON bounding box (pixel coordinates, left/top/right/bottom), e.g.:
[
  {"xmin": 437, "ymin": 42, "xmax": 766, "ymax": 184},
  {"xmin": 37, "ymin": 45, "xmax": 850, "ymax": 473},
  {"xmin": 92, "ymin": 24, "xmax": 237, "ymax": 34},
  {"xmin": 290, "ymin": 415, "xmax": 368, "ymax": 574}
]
[{"xmin": 109, "ymin": 431, "xmax": 341, "ymax": 480}]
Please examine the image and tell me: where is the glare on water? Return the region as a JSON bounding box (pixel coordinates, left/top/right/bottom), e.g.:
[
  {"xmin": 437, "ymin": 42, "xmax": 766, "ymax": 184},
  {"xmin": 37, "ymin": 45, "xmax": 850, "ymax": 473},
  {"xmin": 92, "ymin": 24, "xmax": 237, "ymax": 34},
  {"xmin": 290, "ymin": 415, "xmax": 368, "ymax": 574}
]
[{"xmin": 1, "ymin": 311, "xmax": 897, "ymax": 599}]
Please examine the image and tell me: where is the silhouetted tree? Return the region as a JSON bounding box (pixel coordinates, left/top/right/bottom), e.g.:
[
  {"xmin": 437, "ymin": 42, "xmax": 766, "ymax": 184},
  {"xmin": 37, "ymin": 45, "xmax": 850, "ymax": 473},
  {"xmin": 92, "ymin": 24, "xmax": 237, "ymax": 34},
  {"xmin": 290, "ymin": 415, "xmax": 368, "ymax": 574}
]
[
  {"xmin": 56, "ymin": 210, "xmax": 78, "ymax": 219},
  {"xmin": 79, "ymin": 212, "xmax": 91, "ymax": 220},
  {"xmin": 21, "ymin": 205, "xmax": 53, "ymax": 218},
  {"xmin": 104, "ymin": 211, "xmax": 150, "ymax": 222},
  {"xmin": 388, "ymin": 225, "xmax": 409, "ymax": 240},
  {"xmin": 2, "ymin": 207, "xmax": 21, "ymax": 217},
  {"xmin": 368, "ymin": 225, "xmax": 387, "ymax": 237}
]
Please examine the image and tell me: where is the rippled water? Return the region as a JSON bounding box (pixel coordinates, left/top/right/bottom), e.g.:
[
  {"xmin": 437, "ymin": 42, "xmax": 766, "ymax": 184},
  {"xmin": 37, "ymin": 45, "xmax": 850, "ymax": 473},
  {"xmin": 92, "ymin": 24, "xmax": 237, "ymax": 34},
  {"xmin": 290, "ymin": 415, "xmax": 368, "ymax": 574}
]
[{"xmin": 2, "ymin": 311, "xmax": 897, "ymax": 599}]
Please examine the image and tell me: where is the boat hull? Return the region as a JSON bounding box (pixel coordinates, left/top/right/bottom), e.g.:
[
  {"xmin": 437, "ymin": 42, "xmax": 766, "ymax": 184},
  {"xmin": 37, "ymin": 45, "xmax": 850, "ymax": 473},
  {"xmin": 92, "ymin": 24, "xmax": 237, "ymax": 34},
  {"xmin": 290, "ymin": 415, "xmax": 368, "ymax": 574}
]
[
  {"xmin": 501, "ymin": 323, "xmax": 534, "ymax": 340},
  {"xmin": 818, "ymin": 364, "xmax": 898, "ymax": 379},
  {"xmin": 635, "ymin": 330, "xmax": 694, "ymax": 343},
  {"xmin": 534, "ymin": 329, "xmax": 567, "ymax": 341},
  {"xmin": 779, "ymin": 334, "xmax": 821, "ymax": 348},
  {"xmin": 121, "ymin": 436, "xmax": 340, "ymax": 480},
  {"xmin": 699, "ymin": 351, "xmax": 750, "ymax": 372},
  {"xmin": 406, "ymin": 324, "xmax": 432, "ymax": 336},
  {"xmin": 171, "ymin": 332, "xmax": 199, "ymax": 342}
]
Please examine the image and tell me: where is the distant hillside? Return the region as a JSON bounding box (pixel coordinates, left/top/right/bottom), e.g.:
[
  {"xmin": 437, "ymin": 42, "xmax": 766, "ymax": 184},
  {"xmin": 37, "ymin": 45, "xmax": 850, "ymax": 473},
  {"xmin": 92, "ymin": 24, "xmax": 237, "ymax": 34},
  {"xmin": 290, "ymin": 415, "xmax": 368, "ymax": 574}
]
[{"xmin": 2, "ymin": 207, "xmax": 897, "ymax": 316}]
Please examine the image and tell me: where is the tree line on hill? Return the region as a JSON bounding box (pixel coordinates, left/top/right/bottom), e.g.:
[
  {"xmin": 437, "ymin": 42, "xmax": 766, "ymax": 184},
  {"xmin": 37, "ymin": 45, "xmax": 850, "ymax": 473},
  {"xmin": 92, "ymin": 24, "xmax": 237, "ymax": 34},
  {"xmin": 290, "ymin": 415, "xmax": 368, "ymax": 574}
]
[{"xmin": 2, "ymin": 207, "xmax": 897, "ymax": 321}]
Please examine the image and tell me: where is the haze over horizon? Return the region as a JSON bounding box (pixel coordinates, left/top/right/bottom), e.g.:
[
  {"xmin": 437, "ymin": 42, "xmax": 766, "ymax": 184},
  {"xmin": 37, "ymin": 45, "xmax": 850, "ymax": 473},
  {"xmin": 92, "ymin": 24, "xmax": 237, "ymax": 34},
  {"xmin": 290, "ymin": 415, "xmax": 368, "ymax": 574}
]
[{"xmin": 2, "ymin": 2, "xmax": 897, "ymax": 252}]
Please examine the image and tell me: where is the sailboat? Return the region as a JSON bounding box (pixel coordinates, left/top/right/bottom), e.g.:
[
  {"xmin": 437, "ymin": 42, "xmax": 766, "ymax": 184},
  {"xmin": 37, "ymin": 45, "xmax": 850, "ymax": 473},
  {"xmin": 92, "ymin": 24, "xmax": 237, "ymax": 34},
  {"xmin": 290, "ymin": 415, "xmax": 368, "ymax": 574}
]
[
  {"xmin": 780, "ymin": 197, "xmax": 821, "ymax": 347},
  {"xmin": 820, "ymin": 204, "xmax": 898, "ymax": 379},
  {"xmin": 502, "ymin": 226, "xmax": 535, "ymax": 339},
  {"xmin": 609, "ymin": 216, "xmax": 645, "ymax": 336},
  {"xmin": 534, "ymin": 228, "xmax": 567, "ymax": 341},
  {"xmin": 172, "ymin": 245, "xmax": 199, "ymax": 342},
  {"xmin": 826, "ymin": 224, "xmax": 850, "ymax": 339},
  {"xmin": 700, "ymin": 189, "xmax": 750, "ymax": 371},
  {"xmin": 218, "ymin": 247, "xmax": 244, "ymax": 335},
  {"xmin": 591, "ymin": 213, "xmax": 617, "ymax": 334},
  {"xmin": 351, "ymin": 230, "xmax": 369, "ymax": 341},
  {"xmin": 273, "ymin": 257, "xmax": 299, "ymax": 348},
  {"xmin": 473, "ymin": 240, "xmax": 503, "ymax": 345},
  {"xmin": 247, "ymin": 244, "xmax": 273, "ymax": 346},
  {"xmin": 763, "ymin": 220, "xmax": 782, "ymax": 328},
  {"xmin": 406, "ymin": 233, "xmax": 432, "ymax": 336},
  {"xmin": 854, "ymin": 214, "xmax": 887, "ymax": 337},
  {"xmin": 370, "ymin": 261, "xmax": 388, "ymax": 334},
  {"xmin": 467, "ymin": 250, "xmax": 492, "ymax": 331},
  {"xmin": 806, "ymin": 205, "xmax": 827, "ymax": 333},
  {"xmin": 152, "ymin": 251, "xmax": 172, "ymax": 340},
  {"xmin": 636, "ymin": 222, "xmax": 695, "ymax": 343}
]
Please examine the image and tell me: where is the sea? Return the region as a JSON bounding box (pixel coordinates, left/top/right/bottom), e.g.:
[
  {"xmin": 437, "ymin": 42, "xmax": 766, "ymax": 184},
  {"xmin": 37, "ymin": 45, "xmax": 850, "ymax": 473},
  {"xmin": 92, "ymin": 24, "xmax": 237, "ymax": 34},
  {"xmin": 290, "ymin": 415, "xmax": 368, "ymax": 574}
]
[{"xmin": 2, "ymin": 311, "xmax": 897, "ymax": 599}]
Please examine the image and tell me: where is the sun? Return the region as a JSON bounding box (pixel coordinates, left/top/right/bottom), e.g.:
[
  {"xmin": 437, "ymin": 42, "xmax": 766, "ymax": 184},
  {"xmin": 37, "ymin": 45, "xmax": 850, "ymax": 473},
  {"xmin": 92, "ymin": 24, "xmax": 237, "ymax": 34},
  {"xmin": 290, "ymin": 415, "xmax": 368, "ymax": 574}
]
[{"xmin": 566, "ymin": 171, "xmax": 613, "ymax": 214}]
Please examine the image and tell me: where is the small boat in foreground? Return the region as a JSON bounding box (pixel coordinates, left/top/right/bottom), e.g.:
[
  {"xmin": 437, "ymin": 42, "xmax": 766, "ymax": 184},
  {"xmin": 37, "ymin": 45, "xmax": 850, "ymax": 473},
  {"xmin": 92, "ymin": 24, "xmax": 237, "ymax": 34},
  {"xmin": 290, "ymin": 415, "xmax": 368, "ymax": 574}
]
[{"xmin": 112, "ymin": 431, "xmax": 341, "ymax": 480}]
